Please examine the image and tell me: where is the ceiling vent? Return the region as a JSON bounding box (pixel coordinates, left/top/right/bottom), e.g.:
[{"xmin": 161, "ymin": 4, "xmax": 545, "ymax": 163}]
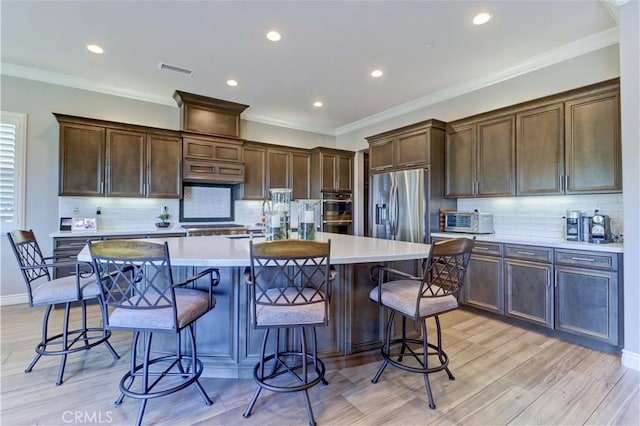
[{"xmin": 158, "ymin": 62, "xmax": 193, "ymax": 76}]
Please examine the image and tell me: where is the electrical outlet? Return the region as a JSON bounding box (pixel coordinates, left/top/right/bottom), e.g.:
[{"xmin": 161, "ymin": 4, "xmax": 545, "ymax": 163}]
[{"xmin": 73, "ymin": 206, "xmax": 80, "ymax": 214}]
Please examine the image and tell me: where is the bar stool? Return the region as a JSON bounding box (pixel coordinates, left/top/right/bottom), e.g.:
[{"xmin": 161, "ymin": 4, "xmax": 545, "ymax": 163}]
[
  {"xmin": 243, "ymin": 239, "xmax": 333, "ymax": 426},
  {"xmin": 88, "ymin": 239, "xmax": 219, "ymax": 426},
  {"xmin": 369, "ymin": 237, "xmax": 475, "ymax": 409},
  {"xmin": 7, "ymin": 229, "xmax": 119, "ymax": 385}
]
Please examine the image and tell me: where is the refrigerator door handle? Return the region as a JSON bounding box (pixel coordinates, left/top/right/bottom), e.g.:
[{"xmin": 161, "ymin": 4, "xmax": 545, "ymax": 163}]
[{"xmin": 390, "ymin": 181, "xmax": 399, "ymax": 239}]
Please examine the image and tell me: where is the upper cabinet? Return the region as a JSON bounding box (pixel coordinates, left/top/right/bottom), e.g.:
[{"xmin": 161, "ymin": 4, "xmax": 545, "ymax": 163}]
[
  {"xmin": 445, "ymin": 79, "xmax": 621, "ymax": 199},
  {"xmin": 173, "ymin": 90, "xmax": 248, "ymax": 138},
  {"xmin": 182, "ymin": 134, "xmax": 244, "ymax": 183},
  {"xmin": 310, "ymin": 148, "xmax": 354, "ymax": 195},
  {"xmin": 242, "ymin": 142, "xmax": 310, "ymax": 200},
  {"xmin": 367, "ymin": 119, "xmax": 446, "ymax": 173},
  {"xmin": 445, "ymin": 114, "xmax": 516, "ymax": 198},
  {"xmin": 564, "ymin": 88, "xmax": 621, "ymax": 194},
  {"xmin": 56, "ymin": 114, "xmax": 182, "ymax": 198},
  {"xmin": 516, "ymin": 82, "xmax": 621, "ymax": 196}
]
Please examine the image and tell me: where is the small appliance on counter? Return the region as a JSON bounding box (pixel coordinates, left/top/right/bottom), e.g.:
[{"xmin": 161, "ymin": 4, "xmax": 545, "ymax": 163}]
[
  {"xmin": 444, "ymin": 211, "xmax": 494, "ymax": 234},
  {"xmin": 589, "ymin": 209, "xmax": 614, "ymax": 244},
  {"xmin": 565, "ymin": 210, "xmax": 581, "ymax": 241}
]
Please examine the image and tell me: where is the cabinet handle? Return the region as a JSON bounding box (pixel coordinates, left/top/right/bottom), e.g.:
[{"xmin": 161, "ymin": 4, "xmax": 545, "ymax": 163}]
[
  {"xmin": 100, "ymin": 181, "xmax": 104, "ymax": 193},
  {"xmin": 559, "ymin": 174, "xmax": 563, "ymax": 191},
  {"xmin": 516, "ymin": 251, "xmax": 536, "ymax": 256},
  {"xmin": 565, "ymin": 175, "xmax": 569, "ymax": 191},
  {"xmin": 570, "ymin": 257, "xmax": 595, "ymax": 262},
  {"xmin": 475, "ymin": 246, "xmax": 490, "ymax": 251}
]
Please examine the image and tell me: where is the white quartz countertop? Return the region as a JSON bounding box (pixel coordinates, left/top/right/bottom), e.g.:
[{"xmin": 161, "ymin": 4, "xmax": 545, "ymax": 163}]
[
  {"xmin": 77, "ymin": 232, "xmax": 432, "ymax": 267},
  {"xmin": 431, "ymin": 232, "xmax": 623, "ymax": 253},
  {"xmin": 50, "ymin": 228, "xmax": 187, "ymax": 238}
]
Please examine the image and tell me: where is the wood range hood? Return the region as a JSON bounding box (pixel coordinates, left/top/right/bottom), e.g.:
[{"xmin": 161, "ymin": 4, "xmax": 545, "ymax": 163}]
[{"xmin": 173, "ymin": 90, "xmax": 249, "ymax": 138}]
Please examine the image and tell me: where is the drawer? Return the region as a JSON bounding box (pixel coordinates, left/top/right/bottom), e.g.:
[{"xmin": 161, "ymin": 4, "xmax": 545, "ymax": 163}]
[
  {"xmin": 472, "ymin": 241, "xmax": 502, "ymax": 257},
  {"xmin": 54, "ymin": 236, "xmax": 103, "ymax": 250},
  {"xmin": 504, "ymin": 244, "xmax": 553, "ymax": 263},
  {"xmin": 555, "ymin": 249, "xmax": 618, "ymax": 271},
  {"xmin": 183, "ymin": 159, "xmax": 245, "ymax": 183}
]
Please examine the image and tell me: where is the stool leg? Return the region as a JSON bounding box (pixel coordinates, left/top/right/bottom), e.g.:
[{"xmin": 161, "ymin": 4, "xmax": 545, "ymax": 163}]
[
  {"xmin": 55, "ymin": 303, "xmax": 72, "ymax": 386},
  {"xmin": 372, "ymin": 310, "xmax": 394, "ymax": 383},
  {"xmin": 435, "ymin": 315, "xmax": 454, "ymax": 380},
  {"xmin": 420, "ymin": 319, "xmax": 435, "ymax": 409},
  {"xmin": 26, "ymin": 305, "xmax": 53, "ymax": 374},
  {"xmin": 300, "ymin": 327, "xmax": 316, "ymax": 426},
  {"xmin": 188, "ymin": 324, "xmax": 212, "ymax": 405},
  {"xmin": 98, "ymin": 298, "xmax": 119, "ymax": 361},
  {"xmin": 244, "ymin": 329, "xmax": 270, "ymax": 418}
]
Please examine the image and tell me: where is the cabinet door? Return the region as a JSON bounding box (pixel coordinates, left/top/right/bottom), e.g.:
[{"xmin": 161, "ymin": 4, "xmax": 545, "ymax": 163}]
[
  {"xmin": 505, "ymin": 259, "xmax": 553, "ymax": 327},
  {"xmin": 336, "ymin": 154, "xmax": 353, "ymax": 192},
  {"xmin": 476, "ymin": 115, "xmax": 515, "ymax": 197},
  {"xmin": 267, "ymin": 148, "xmax": 290, "ymax": 190},
  {"xmin": 555, "ymin": 265, "xmax": 618, "ymax": 345},
  {"xmin": 396, "ymin": 128, "xmax": 429, "ymax": 168},
  {"xmin": 147, "ymin": 134, "xmax": 181, "ymax": 198},
  {"xmin": 464, "ymin": 254, "xmax": 504, "ymax": 314},
  {"xmin": 565, "ymin": 90, "xmax": 622, "ymax": 193},
  {"xmin": 516, "ymin": 104, "xmax": 564, "ymax": 195},
  {"xmin": 59, "ymin": 123, "xmax": 105, "ymax": 196},
  {"xmin": 369, "ymin": 137, "xmax": 394, "ymax": 172},
  {"xmin": 321, "ymin": 152, "xmax": 337, "ymax": 192},
  {"xmin": 445, "ymin": 124, "xmax": 475, "ymax": 198},
  {"xmin": 183, "ymin": 136, "xmax": 243, "ymax": 162},
  {"xmin": 106, "ymin": 129, "xmax": 146, "ymax": 197},
  {"xmin": 242, "ymin": 145, "xmax": 266, "ymax": 199},
  {"xmin": 291, "ymin": 151, "xmax": 310, "ymax": 199}
]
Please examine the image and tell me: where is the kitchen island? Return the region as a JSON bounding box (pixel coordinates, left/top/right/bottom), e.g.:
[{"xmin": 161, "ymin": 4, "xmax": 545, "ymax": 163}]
[{"xmin": 78, "ymin": 232, "xmax": 433, "ymax": 378}]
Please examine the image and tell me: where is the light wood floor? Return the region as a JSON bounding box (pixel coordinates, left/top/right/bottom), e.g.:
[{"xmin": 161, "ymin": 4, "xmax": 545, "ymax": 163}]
[{"xmin": 1, "ymin": 303, "xmax": 638, "ymax": 426}]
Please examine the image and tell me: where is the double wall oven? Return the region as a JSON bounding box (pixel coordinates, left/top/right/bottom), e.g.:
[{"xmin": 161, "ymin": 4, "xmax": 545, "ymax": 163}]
[{"xmin": 321, "ymin": 191, "xmax": 353, "ymax": 234}]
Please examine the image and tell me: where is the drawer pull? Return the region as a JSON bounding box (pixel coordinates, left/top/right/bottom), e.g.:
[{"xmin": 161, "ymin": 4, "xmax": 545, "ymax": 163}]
[
  {"xmin": 516, "ymin": 251, "xmax": 536, "ymax": 256},
  {"xmin": 570, "ymin": 257, "xmax": 596, "ymax": 262},
  {"xmin": 475, "ymin": 246, "xmax": 490, "ymax": 251}
]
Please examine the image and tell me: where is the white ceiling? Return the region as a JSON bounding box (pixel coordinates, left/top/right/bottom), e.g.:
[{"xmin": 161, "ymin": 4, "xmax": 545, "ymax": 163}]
[{"xmin": 1, "ymin": 1, "xmax": 619, "ymax": 135}]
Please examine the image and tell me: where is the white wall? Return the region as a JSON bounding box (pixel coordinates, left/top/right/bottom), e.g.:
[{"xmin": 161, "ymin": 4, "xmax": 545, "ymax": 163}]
[{"xmin": 619, "ymin": 0, "xmax": 640, "ymax": 370}]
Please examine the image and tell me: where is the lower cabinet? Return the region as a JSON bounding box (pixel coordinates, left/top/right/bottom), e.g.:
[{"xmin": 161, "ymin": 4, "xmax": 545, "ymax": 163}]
[
  {"xmin": 464, "ymin": 241, "xmax": 504, "ymax": 314},
  {"xmin": 504, "ymin": 245, "xmax": 554, "ymax": 328},
  {"xmin": 438, "ymin": 236, "xmax": 622, "ymax": 350},
  {"xmin": 555, "ymin": 249, "xmax": 620, "ymax": 346}
]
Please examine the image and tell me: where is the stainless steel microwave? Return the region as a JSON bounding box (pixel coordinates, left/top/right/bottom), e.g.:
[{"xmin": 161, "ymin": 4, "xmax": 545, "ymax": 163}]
[{"xmin": 444, "ymin": 212, "xmax": 494, "ymax": 234}]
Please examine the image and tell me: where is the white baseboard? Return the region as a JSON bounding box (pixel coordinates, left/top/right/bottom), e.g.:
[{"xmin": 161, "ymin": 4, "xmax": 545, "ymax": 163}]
[
  {"xmin": 622, "ymin": 349, "xmax": 640, "ymax": 371},
  {"xmin": 0, "ymin": 293, "xmax": 28, "ymax": 306}
]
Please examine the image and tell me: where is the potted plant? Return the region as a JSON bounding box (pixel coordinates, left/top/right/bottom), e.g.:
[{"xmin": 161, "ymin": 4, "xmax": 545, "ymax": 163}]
[{"xmin": 156, "ymin": 207, "xmax": 171, "ymax": 228}]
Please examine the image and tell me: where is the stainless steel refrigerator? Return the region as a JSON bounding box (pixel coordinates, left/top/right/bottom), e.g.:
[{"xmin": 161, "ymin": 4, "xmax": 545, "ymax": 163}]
[{"xmin": 371, "ymin": 167, "xmax": 453, "ymax": 243}]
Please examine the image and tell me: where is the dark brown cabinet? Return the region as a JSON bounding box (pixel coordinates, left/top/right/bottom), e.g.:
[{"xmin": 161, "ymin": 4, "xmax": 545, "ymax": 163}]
[
  {"xmin": 504, "ymin": 244, "xmax": 554, "ymax": 327},
  {"xmin": 58, "ymin": 121, "xmax": 105, "ymax": 196},
  {"xmin": 368, "ymin": 119, "xmax": 446, "ymax": 172},
  {"xmin": 241, "ymin": 143, "xmax": 310, "ymax": 200},
  {"xmin": 564, "ymin": 89, "xmax": 621, "ymax": 194},
  {"xmin": 56, "ymin": 114, "xmax": 182, "ymax": 198},
  {"xmin": 310, "ymin": 148, "xmax": 354, "ymax": 195},
  {"xmin": 445, "ymin": 115, "xmax": 515, "ymax": 198},
  {"xmin": 554, "ymin": 249, "xmax": 620, "ymax": 346},
  {"xmin": 464, "ymin": 241, "xmax": 504, "ymax": 314},
  {"xmin": 182, "ymin": 135, "xmax": 244, "ymax": 183},
  {"xmin": 516, "ymin": 103, "xmax": 565, "ymax": 195}
]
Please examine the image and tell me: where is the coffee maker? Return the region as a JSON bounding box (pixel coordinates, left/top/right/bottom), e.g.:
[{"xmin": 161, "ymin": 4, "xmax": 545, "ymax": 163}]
[
  {"xmin": 565, "ymin": 210, "xmax": 581, "ymax": 241},
  {"xmin": 589, "ymin": 210, "xmax": 613, "ymax": 243}
]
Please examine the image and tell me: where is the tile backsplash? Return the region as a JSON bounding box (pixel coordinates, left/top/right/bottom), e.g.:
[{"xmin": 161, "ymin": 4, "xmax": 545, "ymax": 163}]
[{"xmin": 457, "ymin": 194, "xmax": 624, "ymax": 239}]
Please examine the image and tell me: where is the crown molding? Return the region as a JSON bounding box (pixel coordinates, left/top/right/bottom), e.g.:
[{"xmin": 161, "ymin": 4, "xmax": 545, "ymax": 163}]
[
  {"xmin": 242, "ymin": 112, "xmax": 336, "ymax": 136},
  {"xmin": 335, "ymin": 27, "xmax": 619, "ymax": 136},
  {"xmin": 1, "ymin": 63, "xmax": 175, "ymax": 107}
]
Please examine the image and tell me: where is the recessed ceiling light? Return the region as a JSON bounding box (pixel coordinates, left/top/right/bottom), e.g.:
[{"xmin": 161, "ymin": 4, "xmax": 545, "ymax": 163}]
[
  {"xmin": 371, "ymin": 70, "xmax": 383, "ymax": 78},
  {"xmin": 87, "ymin": 44, "xmax": 104, "ymax": 54},
  {"xmin": 472, "ymin": 12, "xmax": 492, "ymax": 25},
  {"xmin": 266, "ymin": 31, "xmax": 282, "ymax": 42},
  {"xmin": 226, "ymin": 79, "xmax": 238, "ymax": 87},
  {"xmin": 425, "ymin": 42, "xmax": 435, "ymax": 49},
  {"xmin": 313, "ymin": 101, "xmax": 323, "ymax": 108}
]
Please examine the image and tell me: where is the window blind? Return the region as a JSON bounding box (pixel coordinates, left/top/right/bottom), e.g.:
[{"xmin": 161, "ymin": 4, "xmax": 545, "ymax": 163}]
[{"xmin": 0, "ymin": 112, "xmax": 26, "ymax": 231}]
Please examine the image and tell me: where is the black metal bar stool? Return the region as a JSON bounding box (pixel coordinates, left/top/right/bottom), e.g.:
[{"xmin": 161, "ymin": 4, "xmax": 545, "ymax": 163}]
[
  {"xmin": 89, "ymin": 239, "xmax": 219, "ymax": 426},
  {"xmin": 369, "ymin": 237, "xmax": 475, "ymax": 409},
  {"xmin": 7, "ymin": 229, "xmax": 120, "ymax": 385},
  {"xmin": 243, "ymin": 239, "xmax": 333, "ymax": 426}
]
